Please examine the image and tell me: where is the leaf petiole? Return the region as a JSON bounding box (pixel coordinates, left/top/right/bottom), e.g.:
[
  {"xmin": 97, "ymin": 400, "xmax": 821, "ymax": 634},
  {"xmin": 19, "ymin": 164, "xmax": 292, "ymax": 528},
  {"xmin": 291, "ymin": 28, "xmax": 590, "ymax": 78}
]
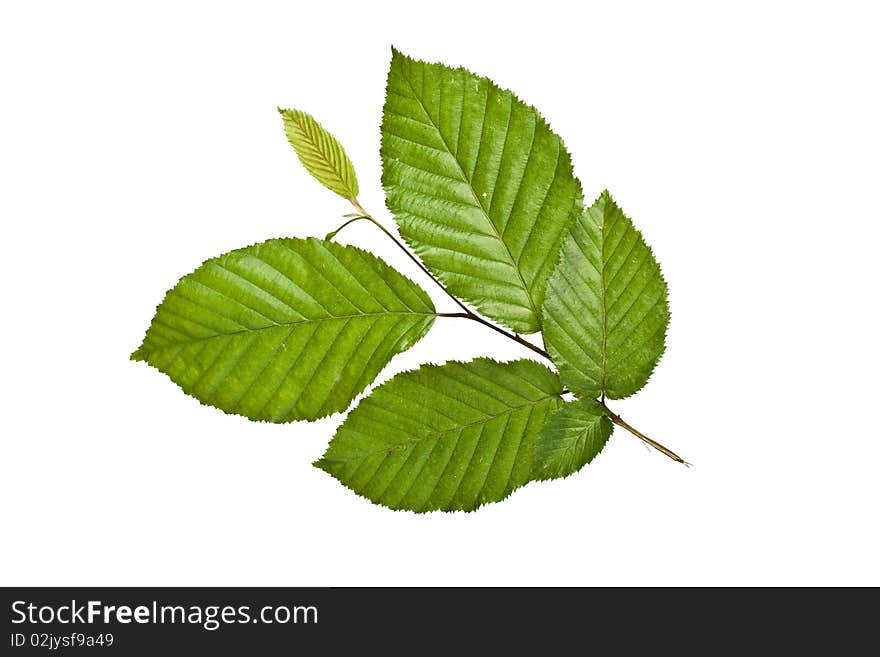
[{"xmin": 325, "ymin": 215, "xmax": 368, "ymax": 240}]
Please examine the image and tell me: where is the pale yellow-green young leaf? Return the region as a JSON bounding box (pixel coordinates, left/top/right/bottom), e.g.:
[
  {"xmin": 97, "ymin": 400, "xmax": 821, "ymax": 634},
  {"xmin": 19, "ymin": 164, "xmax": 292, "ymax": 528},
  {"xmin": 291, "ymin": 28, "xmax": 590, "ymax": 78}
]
[{"xmin": 279, "ymin": 108, "xmax": 359, "ymax": 200}]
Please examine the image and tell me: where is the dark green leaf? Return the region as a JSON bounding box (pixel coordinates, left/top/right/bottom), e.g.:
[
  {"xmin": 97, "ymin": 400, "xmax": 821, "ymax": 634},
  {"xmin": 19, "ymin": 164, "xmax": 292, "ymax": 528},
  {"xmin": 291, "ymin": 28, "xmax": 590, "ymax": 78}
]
[
  {"xmin": 533, "ymin": 398, "xmax": 614, "ymax": 480},
  {"xmin": 316, "ymin": 358, "xmax": 563, "ymax": 511},
  {"xmin": 381, "ymin": 48, "xmax": 583, "ymax": 334},
  {"xmin": 543, "ymin": 191, "xmax": 669, "ymax": 398}
]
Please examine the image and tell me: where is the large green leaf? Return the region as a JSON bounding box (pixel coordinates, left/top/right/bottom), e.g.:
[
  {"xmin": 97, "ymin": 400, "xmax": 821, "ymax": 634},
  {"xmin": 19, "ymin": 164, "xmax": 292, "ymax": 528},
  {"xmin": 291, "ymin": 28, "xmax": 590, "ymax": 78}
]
[
  {"xmin": 381, "ymin": 48, "xmax": 583, "ymax": 334},
  {"xmin": 132, "ymin": 238, "xmax": 435, "ymax": 422},
  {"xmin": 316, "ymin": 358, "xmax": 563, "ymax": 512},
  {"xmin": 279, "ymin": 108, "xmax": 359, "ymax": 200},
  {"xmin": 532, "ymin": 398, "xmax": 614, "ymax": 481},
  {"xmin": 543, "ymin": 191, "xmax": 669, "ymax": 399}
]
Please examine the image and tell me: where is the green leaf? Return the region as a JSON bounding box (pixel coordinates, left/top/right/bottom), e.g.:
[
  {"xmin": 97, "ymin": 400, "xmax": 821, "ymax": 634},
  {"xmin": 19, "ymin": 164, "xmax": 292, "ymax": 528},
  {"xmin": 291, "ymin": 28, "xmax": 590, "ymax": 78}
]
[
  {"xmin": 380, "ymin": 48, "xmax": 583, "ymax": 334},
  {"xmin": 316, "ymin": 358, "xmax": 563, "ymax": 512},
  {"xmin": 532, "ymin": 398, "xmax": 614, "ymax": 481},
  {"xmin": 543, "ymin": 191, "xmax": 670, "ymax": 399},
  {"xmin": 279, "ymin": 108, "xmax": 359, "ymax": 200},
  {"xmin": 132, "ymin": 238, "xmax": 435, "ymax": 422}
]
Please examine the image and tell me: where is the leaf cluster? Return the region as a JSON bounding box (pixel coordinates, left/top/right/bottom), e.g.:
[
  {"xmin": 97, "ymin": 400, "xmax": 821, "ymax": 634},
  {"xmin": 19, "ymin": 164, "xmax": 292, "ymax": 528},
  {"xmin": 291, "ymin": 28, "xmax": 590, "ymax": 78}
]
[{"xmin": 134, "ymin": 49, "xmax": 677, "ymax": 512}]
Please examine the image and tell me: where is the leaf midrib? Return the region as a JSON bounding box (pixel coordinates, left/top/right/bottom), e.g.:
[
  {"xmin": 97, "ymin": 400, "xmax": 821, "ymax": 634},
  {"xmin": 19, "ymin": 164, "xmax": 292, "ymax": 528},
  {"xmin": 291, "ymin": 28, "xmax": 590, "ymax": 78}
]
[
  {"xmin": 397, "ymin": 70, "xmax": 538, "ymax": 321},
  {"xmin": 290, "ymin": 113, "xmax": 352, "ymax": 195},
  {"xmin": 142, "ymin": 310, "xmax": 436, "ymax": 353},
  {"xmin": 323, "ymin": 391, "xmax": 560, "ymax": 464},
  {"xmin": 598, "ymin": 208, "xmax": 608, "ymax": 398}
]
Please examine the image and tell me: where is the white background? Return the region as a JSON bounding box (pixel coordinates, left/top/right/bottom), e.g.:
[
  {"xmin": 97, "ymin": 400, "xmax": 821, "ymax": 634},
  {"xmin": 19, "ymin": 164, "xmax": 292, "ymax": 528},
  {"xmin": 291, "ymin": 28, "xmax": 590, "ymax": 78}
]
[{"xmin": 2, "ymin": 1, "xmax": 878, "ymax": 586}]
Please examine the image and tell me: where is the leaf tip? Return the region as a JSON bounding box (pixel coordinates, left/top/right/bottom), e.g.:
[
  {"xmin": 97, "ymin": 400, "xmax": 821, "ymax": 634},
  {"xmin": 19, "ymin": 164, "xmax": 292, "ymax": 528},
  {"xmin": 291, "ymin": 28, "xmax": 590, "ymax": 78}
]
[
  {"xmin": 389, "ymin": 45, "xmax": 412, "ymax": 68},
  {"xmin": 313, "ymin": 458, "xmax": 338, "ymax": 476}
]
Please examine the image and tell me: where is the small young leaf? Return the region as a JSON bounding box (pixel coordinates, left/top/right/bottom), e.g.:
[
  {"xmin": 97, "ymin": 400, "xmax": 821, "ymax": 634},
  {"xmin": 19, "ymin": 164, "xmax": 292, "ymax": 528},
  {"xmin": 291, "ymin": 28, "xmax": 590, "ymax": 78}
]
[
  {"xmin": 543, "ymin": 191, "xmax": 670, "ymax": 399},
  {"xmin": 381, "ymin": 48, "xmax": 583, "ymax": 334},
  {"xmin": 532, "ymin": 398, "xmax": 614, "ymax": 481},
  {"xmin": 315, "ymin": 358, "xmax": 563, "ymax": 512},
  {"xmin": 279, "ymin": 108, "xmax": 359, "ymax": 200},
  {"xmin": 132, "ymin": 238, "xmax": 435, "ymax": 422}
]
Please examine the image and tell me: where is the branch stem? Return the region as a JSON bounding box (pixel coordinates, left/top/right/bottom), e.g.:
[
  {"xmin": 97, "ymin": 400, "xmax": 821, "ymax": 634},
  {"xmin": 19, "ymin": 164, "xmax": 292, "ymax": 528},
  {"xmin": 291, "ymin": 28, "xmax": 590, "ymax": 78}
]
[
  {"xmin": 437, "ymin": 313, "xmax": 551, "ymax": 359},
  {"xmin": 601, "ymin": 401, "xmax": 688, "ymax": 465},
  {"xmin": 347, "ymin": 198, "xmax": 550, "ymax": 360},
  {"xmin": 343, "ymin": 199, "xmax": 688, "ymax": 466}
]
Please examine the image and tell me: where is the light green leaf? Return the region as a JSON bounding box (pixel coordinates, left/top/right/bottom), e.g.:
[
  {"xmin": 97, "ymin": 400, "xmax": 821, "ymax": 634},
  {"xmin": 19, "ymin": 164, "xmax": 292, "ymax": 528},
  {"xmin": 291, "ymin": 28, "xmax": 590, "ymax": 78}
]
[
  {"xmin": 543, "ymin": 191, "xmax": 670, "ymax": 399},
  {"xmin": 316, "ymin": 358, "xmax": 563, "ymax": 512},
  {"xmin": 279, "ymin": 108, "xmax": 359, "ymax": 200},
  {"xmin": 132, "ymin": 238, "xmax": 435, "ymax": 422},
  {"xmin": 381, "ymin": 48, "xmax": 583, "ymax": 334},
  {"xmin": 533, "ymin": 398, "xmax": 614, "ymax": 481}
]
